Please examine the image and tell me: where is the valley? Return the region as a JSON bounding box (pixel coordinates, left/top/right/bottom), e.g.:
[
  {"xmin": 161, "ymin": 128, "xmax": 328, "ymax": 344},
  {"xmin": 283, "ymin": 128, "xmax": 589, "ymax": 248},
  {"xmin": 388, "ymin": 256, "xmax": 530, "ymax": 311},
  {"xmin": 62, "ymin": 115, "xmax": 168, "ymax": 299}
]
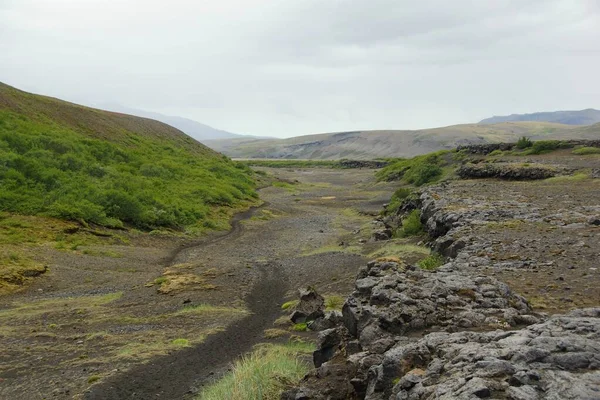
[{"xmin": 0, "ymin": 166, "xmax": 402, "ymax": 399}]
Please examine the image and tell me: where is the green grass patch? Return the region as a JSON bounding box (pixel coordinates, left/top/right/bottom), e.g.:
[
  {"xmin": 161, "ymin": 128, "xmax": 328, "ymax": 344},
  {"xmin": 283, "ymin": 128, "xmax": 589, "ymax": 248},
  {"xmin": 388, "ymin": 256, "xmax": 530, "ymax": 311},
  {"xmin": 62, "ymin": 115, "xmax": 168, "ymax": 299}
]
[
  {"xmin": 543, "ymin": 173, "xmax": 590, "ymax": 183},
  {"xmin": 395, "ymin": 210, "xmax": 424, "ymax": 238},
  {"xmin": 376, "ymin": 150, "xmax": 449, "ymax": 185},
  {"xmin": 171, "ymin": 338, "xmax": 190, "ymax": 347},
  {"xmin": 173, "ymin": 304, "xmax": 249, "ymax": 316},
  {"xmin": 292, "ymin": 323, "xmax": 308, "ymax": 332},
  {"xmin": 572, "ymin": 147, "xmax": 600, "ymax": 155},
  {"xmin": 200, "ymin": 340, "xmax": 314, "ymax": 400},
  {"xmin": 520, "ymin": 140, "xmax": 572, "ymax": 155},
  {"xmin": 281, "ymin": 300, "xmax": 299, "ymax": 311},
  {"xmin": 324, "ymin": 295, "xmax": 344, "ymax": 311},
  {"xmin": 418, "ymin": 254, "xmax": 445, "ymax": 270}
]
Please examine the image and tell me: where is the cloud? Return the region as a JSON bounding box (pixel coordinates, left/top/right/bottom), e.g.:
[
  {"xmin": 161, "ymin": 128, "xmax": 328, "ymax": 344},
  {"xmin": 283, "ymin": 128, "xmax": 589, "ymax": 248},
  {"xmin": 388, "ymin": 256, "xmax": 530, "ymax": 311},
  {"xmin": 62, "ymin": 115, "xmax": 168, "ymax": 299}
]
[{"xmin": 1, "ymin": 0, "xmax": 599, "ymax": 137}]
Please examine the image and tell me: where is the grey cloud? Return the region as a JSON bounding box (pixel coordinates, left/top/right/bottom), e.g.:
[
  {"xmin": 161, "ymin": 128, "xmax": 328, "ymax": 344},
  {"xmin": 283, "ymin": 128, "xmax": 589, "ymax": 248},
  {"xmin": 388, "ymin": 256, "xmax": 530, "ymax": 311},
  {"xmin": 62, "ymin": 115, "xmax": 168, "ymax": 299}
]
[{"xmin": 1, "ymin": 0, "xmax": 599, "ymax": 137}]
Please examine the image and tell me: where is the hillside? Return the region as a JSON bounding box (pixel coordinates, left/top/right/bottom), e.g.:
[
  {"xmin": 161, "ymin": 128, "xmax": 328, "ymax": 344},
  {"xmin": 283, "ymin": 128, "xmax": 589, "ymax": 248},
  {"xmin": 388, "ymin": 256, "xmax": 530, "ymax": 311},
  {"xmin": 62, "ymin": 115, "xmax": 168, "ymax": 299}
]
[
  {"xmin": 205, "ymin": 121, "xmax": 600, "ymax": 160},
  {"xmin": 479, "ymin": 108, "xmax": 600, "ymax": 125},
  {"xmin": 101, "ymin": 104, "xmax": 244, "ymax": 141},
  {"xmin": 0, "ymin": 82, "xmax": 257, "ymax": 230}
]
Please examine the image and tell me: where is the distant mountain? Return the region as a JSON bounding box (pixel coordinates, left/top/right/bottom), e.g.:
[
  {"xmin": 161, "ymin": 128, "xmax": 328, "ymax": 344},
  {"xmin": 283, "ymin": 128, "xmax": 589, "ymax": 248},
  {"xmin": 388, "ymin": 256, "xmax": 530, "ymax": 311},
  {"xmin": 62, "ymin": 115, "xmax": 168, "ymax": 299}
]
[
  {"xmin": 100, "ymin": 104, "xmax": 244, "ymax": 141},
  {"xmin": 479, "ymin": 109, "xmax": 600, "ymax": 126},
  {"xmin": 205, "ymin": 121, "xmax": 600, "ymax": 160}
]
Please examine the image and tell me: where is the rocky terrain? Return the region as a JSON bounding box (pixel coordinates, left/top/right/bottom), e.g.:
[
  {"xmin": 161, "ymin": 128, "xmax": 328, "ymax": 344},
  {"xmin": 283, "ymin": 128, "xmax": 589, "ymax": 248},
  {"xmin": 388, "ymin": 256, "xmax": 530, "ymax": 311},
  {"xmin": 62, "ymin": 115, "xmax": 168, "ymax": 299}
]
[{"xmin": 283, "ymin": 148, "xmax": 600, "ymax": 399}]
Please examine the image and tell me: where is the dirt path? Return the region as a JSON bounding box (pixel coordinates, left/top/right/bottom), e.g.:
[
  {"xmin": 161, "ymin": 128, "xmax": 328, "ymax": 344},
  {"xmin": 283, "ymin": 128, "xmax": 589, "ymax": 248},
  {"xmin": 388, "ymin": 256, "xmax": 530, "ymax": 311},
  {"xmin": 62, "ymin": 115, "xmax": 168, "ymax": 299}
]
[{"xmin": 85, "ymin": 262, "xmax": 287, "ymax": 399}]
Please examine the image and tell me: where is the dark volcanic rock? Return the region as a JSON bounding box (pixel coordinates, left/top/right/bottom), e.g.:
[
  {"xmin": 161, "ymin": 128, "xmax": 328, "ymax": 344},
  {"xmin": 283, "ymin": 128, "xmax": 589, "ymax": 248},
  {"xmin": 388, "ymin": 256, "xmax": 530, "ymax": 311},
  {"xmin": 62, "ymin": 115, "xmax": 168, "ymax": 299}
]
[
  {"xmin": 457, "ymin": 163, "xmax": 556, "ymax": 180},
  {"xmin": 377, "ymin": 308, "xmax": 600, "ymax": 400},
  {"xmin": 291, "ymin": 288, "xmax": 325, "ymax": 324}
]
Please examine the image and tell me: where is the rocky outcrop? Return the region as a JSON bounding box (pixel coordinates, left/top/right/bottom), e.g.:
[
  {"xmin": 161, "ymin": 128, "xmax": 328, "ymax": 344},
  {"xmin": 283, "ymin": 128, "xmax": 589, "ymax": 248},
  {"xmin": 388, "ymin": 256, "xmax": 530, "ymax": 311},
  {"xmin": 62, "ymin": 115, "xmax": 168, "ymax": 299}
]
[
  {"xmin": 291, "ymin": 288, "xmax": 326, "ymax": 324},
  {"xmin": 457, "ymin": 139, "xmax": 600, "ymax": 155},
  {"xmin": 373, "ymin": 308, "xmax": 600, "ymax": 399},
  {"xmin": 457, "ymin": 163, "xmax": 556, "ymax": 180},
  {"xmin": 283, "ymin": 178, "xmax": 600, "ymax": 399}
]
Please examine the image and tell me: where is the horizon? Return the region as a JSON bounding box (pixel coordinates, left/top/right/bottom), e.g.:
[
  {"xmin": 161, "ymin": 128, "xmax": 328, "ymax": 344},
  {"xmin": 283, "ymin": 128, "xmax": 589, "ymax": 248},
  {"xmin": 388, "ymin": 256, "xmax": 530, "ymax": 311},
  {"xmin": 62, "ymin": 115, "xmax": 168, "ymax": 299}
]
[{"xmin": 2, "ymin": 1, "xmax": 599, "ymax": 138}]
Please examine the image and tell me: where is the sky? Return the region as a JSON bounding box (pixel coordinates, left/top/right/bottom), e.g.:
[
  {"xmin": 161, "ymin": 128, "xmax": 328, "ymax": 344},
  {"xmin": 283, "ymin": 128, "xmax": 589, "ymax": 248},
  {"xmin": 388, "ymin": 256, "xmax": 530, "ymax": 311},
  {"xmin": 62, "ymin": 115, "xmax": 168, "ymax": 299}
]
[{"xmin": 1, "ymin": 0, "xmax": 599, "ymax": 138}]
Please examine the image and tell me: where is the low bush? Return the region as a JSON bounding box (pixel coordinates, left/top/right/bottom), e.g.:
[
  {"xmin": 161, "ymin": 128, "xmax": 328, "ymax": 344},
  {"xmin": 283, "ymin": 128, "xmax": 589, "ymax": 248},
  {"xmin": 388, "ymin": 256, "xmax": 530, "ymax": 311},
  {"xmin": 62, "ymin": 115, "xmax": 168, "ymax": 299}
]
[
  {"xmin": 572, "ymin": 146, "xmax": 600, "ymax": 155},
  {"xmin": 395, "ymin": 210, "xmax": 424, "ymax": 237},
  {"xmin": 0, "ymin": 110, "xmax": 258, "ymax": 230},
  {"xmin": 522, "ymin": 140, "xmax": 570, "ymax": 155},
  {"xmin": 376, "ymin": 150, "xmax": 448, "ymax": 185},
  {"xmin": 418, "ymin": 254, "xmax": 445, "ymax": 270},
  {"xmin": 385, "ymin": 187, "xmax": 413, "ymax": 215},
  {"xmin": 516, "ymin": 136, "xmax": 533, "ymax": 149}
]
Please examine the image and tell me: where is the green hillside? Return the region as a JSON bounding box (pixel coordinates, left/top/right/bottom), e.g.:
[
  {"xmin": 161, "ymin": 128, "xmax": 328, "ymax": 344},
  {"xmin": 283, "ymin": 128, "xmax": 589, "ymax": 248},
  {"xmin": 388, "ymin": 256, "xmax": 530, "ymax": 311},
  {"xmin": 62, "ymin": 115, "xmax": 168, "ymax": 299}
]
[{"xmin": 0, "ymin": 82, "xmax": 257, "ymax": 231}]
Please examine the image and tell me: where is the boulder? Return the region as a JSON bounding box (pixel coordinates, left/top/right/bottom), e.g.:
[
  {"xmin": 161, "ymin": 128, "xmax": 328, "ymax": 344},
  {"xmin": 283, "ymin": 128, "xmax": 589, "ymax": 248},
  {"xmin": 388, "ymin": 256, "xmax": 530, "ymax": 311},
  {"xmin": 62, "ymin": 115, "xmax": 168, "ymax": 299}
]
[{"xmin": 290, "ymin": 288, "xmax": 325, "ymax": 324}]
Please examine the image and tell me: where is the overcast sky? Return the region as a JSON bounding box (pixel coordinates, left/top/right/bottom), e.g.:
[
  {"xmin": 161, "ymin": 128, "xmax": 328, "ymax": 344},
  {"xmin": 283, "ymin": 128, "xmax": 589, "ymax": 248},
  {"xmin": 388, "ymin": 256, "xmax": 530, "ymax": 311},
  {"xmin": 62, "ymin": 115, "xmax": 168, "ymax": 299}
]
[{"xmin": 1, "ymin": 0, "xmax": 599, "ymax": 138}]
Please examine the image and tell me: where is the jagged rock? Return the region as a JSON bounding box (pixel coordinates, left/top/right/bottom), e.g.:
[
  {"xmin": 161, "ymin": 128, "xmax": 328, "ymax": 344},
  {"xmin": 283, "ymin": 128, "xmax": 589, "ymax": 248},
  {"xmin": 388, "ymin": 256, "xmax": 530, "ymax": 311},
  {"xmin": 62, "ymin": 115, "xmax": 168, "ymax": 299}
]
[
  {"xmin": 308, "ymin": 311, "xmax": 343, "ymax": 332},
  {"xmin": 457, "ymin": 163, "xmax": 556, "ymax": 180},
  {"xmin": 368, "ymin": 308, "xmax": 600, "ymax": 400},
  {"xmin": 372, "ymin": 229, "xmax": 392, "ymax": 241},
  {"xmin": 341, "ymin": 262, "xmax": 536, "ymax": 353},
  {"xmin": 291, "ymin": 288, "xmax": 325, "ymax": 324}
]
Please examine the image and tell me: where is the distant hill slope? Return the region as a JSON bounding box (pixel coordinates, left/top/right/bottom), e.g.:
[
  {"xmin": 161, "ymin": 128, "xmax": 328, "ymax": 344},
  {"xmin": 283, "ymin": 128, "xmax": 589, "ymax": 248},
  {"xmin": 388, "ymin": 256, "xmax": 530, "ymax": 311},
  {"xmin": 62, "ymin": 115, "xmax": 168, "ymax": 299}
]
[
  {"xmin": 479, "ymin": 109, "xmax": 600, "ymax": 125},
  {"xmin": 205, "ymin": 122, "xmax": 600, "ymax": 160},
  {"xmin": 100, "ymin": 104, "xmax": 243, "ymax": 141},
  {"xmin": 0, "ymin": 82, "xmax": 257, "ymax": 230}
]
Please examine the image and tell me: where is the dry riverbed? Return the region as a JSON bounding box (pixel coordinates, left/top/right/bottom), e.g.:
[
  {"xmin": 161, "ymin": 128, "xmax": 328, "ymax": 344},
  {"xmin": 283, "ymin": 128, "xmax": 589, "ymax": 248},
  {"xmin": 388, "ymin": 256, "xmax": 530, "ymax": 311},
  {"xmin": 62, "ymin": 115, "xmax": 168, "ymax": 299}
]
[{"xmin": 0, "ymin": 168, "xmax": 402, "ymax": 399}]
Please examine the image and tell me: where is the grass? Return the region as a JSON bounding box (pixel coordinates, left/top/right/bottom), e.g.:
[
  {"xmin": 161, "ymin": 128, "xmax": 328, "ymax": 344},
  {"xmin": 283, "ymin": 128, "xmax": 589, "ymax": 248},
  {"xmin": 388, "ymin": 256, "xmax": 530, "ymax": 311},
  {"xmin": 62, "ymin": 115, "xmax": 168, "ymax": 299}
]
[
  {"xmin": 385, "ymin": 187, "xmax": 414, "ymax": 215},
  {"xmin": 572, "ymin": 147, "xmax": 600, "ymax": 155},
  {"xmin": 0, "ymin": 292, "xmax": 123, "ymax": 320},
  {"xmin": 368, "ymin": 242, "xmax": 430, "ymax": 259},
  {"xmin": 376, "ymin": 150, "xmax": 450, "ymax": 185},
  {"xmin": 324, "ymin": 295, "xmax": 344, "ymax": 311},
  {"xmin": 173, "ymin": 303, "xmax": 249, "ymax": 316},
  {"xmin": 543, "ymin": 173, "xmax": 590, "ymax": 183},
  {"xmin": 395, "ymin": 210, "xmax": 424, "ymax": 237},
  {"xmin": 281, "ymin": 300, "xmax": 299, "ymax": 310},
  {"xmin": 417, "ymin": 254, "xmax": 445, "ymax": 270},
  {"xmin": 292, "ymin": 323, "xmax": 308, "ymax": 332},
  {"xmin": 171, "ymin": 338, "xmax": 190, "ymax": 347},
  {"xmin": 0, "ymin": 84, "xmax": 259, "ymax": 232},
  {"xmin": 199, "ymin": 340, "xmax": 314, "ymax": 400}
]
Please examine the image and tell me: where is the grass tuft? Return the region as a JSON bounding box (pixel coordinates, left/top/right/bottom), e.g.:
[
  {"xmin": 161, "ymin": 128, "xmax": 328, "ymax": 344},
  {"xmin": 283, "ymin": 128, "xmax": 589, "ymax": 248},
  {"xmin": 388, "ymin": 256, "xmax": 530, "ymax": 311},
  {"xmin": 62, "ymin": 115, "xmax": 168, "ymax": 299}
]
[{"xmin": 199, "ymin": 341, "xmax": 314, "ymax": 400}]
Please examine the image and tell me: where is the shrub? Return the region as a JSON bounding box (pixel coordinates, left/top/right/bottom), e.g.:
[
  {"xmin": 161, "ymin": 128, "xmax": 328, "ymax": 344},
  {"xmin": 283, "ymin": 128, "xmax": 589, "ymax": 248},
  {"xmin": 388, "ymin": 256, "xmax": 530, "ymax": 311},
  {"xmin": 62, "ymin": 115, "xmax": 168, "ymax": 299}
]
[
  {"xmin": 523, "ymin": 140, "xmax": 570, "ymax": 155},
  {"xmin": 376, "ymin": 151, "xmax": 448, "ymax": 185},
  {"xmin": 572, "ymin": 146, "xmax": 600, "ymax": 155},
  {"xmin": 0, "ymin": 109, "xmax": 258, "ymax": 230},
  {"xmin": 396, "ymin": 210, "xmax": 424, "ymax": 237},
  {"xmin": 404, "ymin": 162, "xmax": 443, "ymax": 186},
  {"xmin": 385, "ymin": 187, "xmax": 412, "ymax": 215},
  {"xmin": 516, "ymin": 136, "xmax": 533, "ymax": 149},
  {"xmin": 418, "ymin": 254, "xmax": 445, "ymax": 270}
]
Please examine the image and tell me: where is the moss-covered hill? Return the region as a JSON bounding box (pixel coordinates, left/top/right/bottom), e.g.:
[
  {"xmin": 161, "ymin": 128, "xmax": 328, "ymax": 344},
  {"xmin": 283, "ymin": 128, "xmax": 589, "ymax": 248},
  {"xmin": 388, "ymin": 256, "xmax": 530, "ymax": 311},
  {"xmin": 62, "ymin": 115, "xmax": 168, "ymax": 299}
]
[{"xmin": 0, "ymin": 82, "xmax": 257, "ymax": 231}]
